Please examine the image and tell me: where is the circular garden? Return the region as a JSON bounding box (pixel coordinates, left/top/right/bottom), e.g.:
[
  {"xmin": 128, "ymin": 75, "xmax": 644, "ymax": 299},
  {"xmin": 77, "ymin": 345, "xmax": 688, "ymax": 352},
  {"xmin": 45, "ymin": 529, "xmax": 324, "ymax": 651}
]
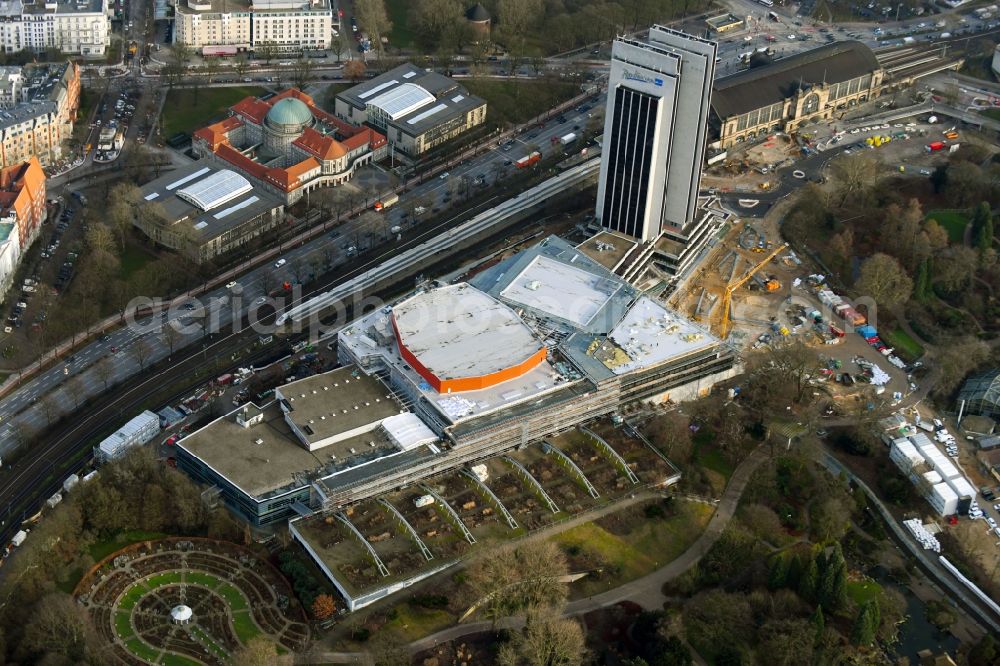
[{"xmin": 75, "ymin": 538, "xmax": 310, "ymax": 665}]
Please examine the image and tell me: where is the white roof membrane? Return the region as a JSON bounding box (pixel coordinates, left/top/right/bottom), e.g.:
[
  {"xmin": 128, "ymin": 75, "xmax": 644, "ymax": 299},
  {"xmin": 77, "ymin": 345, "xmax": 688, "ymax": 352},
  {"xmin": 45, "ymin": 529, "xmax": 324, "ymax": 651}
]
[
  {"xmin": 368, "ymin": 83, "xmax": 435, "ymax": 120},
  {"xmin": 499, "ymin": 255, "xmax": 621, "ymax": 327}
]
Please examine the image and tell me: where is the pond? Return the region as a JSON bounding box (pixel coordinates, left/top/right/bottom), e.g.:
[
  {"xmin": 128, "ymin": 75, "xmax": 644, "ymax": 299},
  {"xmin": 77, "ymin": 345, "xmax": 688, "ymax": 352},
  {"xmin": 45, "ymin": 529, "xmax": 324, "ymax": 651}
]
[{"xmin": 872, "ymin": 566, "xmax": 961, "ymax": 662}]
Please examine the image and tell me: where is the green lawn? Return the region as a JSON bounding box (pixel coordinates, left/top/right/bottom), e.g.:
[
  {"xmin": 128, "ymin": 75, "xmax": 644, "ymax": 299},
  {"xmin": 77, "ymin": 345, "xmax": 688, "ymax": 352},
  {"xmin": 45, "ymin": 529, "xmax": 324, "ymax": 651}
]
[
  {"xmin": 125, "ymin": 638, "xmax": 160, "ymax": 663},
  {"xmin": 89, "ymin": 530, "xmax": 169, "ymax": 562},
  {"xmin": 118, "ymin": 583, "xmax": 150, "ymax": 611},
  {"xmin": 462, "ymin": 79, "xmax": 581, "ymax": 127},
  {"xmin": 926, "ymin": 209, "xmax": 969, "ymax": 244},
  {"xmin": 217, "ymin": 582, "xmax": 249, "ymax": 611},
  {"xmin": 146, "ymin": 571, "xmax": 184, "ymax": 588},
  {"xmin": 119, "ymin": 243, "xmax": 156, "ymax": 280},
  {"xmin": 160, "ymin": 86, "xmax": 264, "ymax": 137},
  {"xmin": 185, "ymin": 571, "xmax": 222, "ymax": 589},
  {"xmin": 384, "ymin": 0, "xmax": 415, "ymax": 48},
  {"xmin": 115, "ymin": 611, "xmax": 136, "ymax": 639},
  {"xmin": 882, "ymin": 328, "xmax": 924, "ymax": 361},
  {"xmin": 553, "ymin": 501, "xmax": 714, "ymax": 598},
  {"xmin": 981, "ymin": 108, "xmax": 1000, "ymax": 122},
  {"xmin": 231, "ymin": 610, "xmax": 260, "ymax": 643},
  {"xmin": 695, "ymin": 445, "xmax": 734, "ymax": 481},
  {"xmin": 382, "ymin": 603, "xmax": 455, "ymax": 644},
  {"xmin": 846, "ymin": 579, "xmax": 882, "ymax": 606}
]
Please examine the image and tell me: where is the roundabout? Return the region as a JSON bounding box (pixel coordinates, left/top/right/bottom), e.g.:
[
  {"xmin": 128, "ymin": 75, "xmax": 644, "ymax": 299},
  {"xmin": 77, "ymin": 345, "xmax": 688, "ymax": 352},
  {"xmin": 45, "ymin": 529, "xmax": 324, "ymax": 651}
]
[{"xmin": 75, "ymin": 538, "xmax": 310, "ymax": 665}]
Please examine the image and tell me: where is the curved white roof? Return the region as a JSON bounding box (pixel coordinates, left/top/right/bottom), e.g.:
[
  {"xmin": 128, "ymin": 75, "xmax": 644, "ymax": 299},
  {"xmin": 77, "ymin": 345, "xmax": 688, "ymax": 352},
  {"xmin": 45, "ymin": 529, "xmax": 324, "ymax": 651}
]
[
  {"xmin": 392, "ymin": 283, "xmax": 543, "ymax": 383},
  {"xmin": 367, "ymin": 83, "xmax": 435, "ymax": 121},
  {"xmin": 176, "ymin": 169, "xmax": 254, "ymax": 211},
  {"xmin": 170, "ymin": 605, "xmax": 193, "ymax": 622}
]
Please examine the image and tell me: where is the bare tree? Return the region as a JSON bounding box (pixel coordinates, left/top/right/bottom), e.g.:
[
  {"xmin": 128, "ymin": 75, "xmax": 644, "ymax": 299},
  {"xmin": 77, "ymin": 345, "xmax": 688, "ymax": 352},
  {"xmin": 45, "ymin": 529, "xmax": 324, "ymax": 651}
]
[
  {"xmin": 131, "ymin": 338, "xmax": 153, "ymax": 372},
  {"xmin": 38, "ymin": 394, "xmax": 61, "ymax": 427},
  {"xmin": 497, "ymin": 606, "xmax": 587, "ymax": 666},
  {"xmin": 162, "ymin": 324, "xmax": 183, "ymax": 358},
  {"xmin": 466, "ymin": 541, "xmax": 568, "ymax": 625},
  {"xmin": 291, "ymin": 56, "xmax": 315, "ymax": 89},
  {"xmin": 95, "ymin": 355, "xmax": 116, "ymax": 391}
]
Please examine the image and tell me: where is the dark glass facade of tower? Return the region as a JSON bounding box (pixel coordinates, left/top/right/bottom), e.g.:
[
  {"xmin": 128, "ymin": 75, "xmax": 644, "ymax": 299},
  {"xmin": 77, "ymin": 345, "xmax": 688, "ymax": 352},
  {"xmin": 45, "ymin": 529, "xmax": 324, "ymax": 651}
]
[{"xmin": 600, "ymin": 86, "xmax": 660, "ymax": 239}]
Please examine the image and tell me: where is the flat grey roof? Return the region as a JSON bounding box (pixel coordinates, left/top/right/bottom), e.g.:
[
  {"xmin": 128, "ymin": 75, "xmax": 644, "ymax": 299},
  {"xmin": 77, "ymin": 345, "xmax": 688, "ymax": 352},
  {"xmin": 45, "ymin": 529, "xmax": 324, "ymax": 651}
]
[
  {"xmin": 278, "ymin": 367, "xmax": 403, "ymax": 446},
  {"xmin": 337, "ymin": 63, "xmax": 486, "ymax": 137},
  {"xmin": 472, "ymin": 235, "xmax": 636, "ymax": 335},
  {"xmin": 392, "ymin": 283, "xmax": 543, "ymax": 383},
  {"xmin": 712, "ymin": 41, "xmax": 880, "ymax": 119},
  {"xmin": 178, "ymin": 402, "xmax": 327, "ymax": 499},
  {"xmin": 576, "ymin": 231, "xmax": 637, "ymax": 271},
  {"xmin": 139, "ymin": 161, "xmax": 283, "ymax": 243}
]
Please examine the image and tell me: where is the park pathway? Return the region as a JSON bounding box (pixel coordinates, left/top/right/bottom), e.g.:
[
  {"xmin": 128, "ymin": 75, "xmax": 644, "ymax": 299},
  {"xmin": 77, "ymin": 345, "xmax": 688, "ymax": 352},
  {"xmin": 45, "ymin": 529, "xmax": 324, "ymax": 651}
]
[{"xmin": 295, "ymin": 446, "xmax": 771, "ymax": 664}]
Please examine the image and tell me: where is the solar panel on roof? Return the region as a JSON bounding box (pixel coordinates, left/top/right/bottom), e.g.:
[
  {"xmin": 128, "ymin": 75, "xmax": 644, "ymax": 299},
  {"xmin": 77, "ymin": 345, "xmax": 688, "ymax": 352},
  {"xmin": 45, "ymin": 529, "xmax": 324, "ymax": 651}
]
[
  {"xmin": 176, "ymin": 170, "xmax": 254, "ymax": 211},
  {"xmin": 144, "ymin": 192, "xmax": 159, "ymax": 200}
]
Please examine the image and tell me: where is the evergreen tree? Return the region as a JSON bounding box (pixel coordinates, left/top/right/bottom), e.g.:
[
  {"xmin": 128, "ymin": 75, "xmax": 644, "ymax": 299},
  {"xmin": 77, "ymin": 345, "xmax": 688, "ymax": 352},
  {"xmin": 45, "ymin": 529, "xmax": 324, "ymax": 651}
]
[
  {"xmin": 914, "ymin": 259, "xmax": 931, "ymax": 301},
  {"xmin": 829, "ymin": 564, "xmax": 848, "ymax": 612},
  {"xmin": 798, "ymin": 556, "xmax": 819, "ymax": 602},
  {"xmin": 811, "ymin": 605, "xmax": 825, "ymax": 647},
  {"xmin": 767, "ymin": 555, "xmax": 788, "ymax": 591},
  {"xmin": 851, "ymin": 600, "xmax": 880, "ymax": 646},
  {"xmin": 973, "ymin": 201, "xmax": 994, "ymax": 251}
]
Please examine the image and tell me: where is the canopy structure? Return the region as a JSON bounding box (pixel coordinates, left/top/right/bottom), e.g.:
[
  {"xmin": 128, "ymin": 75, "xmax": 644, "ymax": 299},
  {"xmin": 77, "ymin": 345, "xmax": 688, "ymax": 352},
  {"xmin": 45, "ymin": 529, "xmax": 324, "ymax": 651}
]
[
  {"xmin": 170, "ymin": 605, "xmax": 193, "ymax": 624},
  {"xmin": 959, "ymin": 369, "xmax": 1000, "ymax": 419}
]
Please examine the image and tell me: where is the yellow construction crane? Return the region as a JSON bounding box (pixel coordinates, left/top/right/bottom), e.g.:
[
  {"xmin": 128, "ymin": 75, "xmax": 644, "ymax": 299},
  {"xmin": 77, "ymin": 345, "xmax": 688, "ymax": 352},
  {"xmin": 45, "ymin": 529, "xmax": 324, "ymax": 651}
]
[{"xmin": 717, "ymin": 243, "xmax": 789, "ymax": 339}]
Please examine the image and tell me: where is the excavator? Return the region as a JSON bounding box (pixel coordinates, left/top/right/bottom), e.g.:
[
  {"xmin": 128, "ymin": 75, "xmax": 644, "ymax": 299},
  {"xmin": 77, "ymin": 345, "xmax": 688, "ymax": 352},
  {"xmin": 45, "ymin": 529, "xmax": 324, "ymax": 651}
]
[{"xmin": 716, "ymin": 243, "xmax": 789, "ymax": 339}]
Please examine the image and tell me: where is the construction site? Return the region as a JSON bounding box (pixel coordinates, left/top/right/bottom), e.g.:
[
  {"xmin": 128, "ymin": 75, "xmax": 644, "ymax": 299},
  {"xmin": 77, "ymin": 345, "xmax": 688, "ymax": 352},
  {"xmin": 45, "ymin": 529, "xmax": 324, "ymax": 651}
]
[{"xmin": 289, "ymin": 422, "xmax": 676, "ymax": 611}]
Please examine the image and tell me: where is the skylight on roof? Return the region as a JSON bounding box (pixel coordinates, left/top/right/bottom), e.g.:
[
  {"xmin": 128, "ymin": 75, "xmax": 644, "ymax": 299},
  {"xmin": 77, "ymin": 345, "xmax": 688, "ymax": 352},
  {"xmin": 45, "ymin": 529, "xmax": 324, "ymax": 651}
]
[
  {"xmin": 165, "ymin": 166, "xmax": 211, "ymax": 191},
  {"xmin": 368, "ymin": 83, "xmax": 435, "ymax": 120},
  {"xmin": 213, "ymin": 195, "xmax": 260, "ymax": 219},
  {"xmin": 406, "ymin": 103, "xmax": 447, "ymax": 125},
  {"xmin": 176, "ymin": 170, "xmax": 253, "ymax": 211},
  {"xmin": 357, "ymin": 79, "xmax": 399, "ymax": 100}
]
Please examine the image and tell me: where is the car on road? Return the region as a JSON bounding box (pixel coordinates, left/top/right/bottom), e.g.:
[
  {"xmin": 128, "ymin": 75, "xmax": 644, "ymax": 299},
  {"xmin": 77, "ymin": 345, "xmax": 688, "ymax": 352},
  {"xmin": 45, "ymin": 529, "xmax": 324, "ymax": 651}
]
[
  {"xmin": 226, "ymin": 281, "xmax": 238, "ymax": 289},
  {"xmin": 919, "ymin": 168, "xmax": 931, "ymax": 175},
  {"xmin": 439, "ymin": 171, "xmax": 449, "ymax": 180},
  {"xmin": 274, "ymin": 258, "xmax": 287, "ymax": 268}
]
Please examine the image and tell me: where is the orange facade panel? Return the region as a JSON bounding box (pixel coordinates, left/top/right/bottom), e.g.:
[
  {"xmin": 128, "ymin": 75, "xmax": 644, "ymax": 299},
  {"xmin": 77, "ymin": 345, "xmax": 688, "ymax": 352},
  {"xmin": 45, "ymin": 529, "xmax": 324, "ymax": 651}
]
[{"xmin": 392, "ymin": 321, "xmax": 546, "ymax": 394}]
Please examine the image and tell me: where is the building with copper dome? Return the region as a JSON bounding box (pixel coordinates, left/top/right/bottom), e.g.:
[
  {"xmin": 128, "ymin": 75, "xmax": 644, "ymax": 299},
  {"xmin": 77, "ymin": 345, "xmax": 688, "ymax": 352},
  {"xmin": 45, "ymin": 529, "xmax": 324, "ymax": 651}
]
[{"xmin": 193, "ymin": 88, "xmax": 387, "ymax": 204}]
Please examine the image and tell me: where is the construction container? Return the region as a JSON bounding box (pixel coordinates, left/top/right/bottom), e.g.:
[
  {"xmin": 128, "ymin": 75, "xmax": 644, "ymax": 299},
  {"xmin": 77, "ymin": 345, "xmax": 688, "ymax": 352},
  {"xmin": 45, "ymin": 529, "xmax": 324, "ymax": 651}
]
[
  {"xmin": 946, "ymin": 476, "xmax": 977, "ymax": 515},
  {"xmin": 46, "ymin": 493, "xmax": 62, "ymax": 509},
  {"xmin": 414, "ymin": 495, "xmax": 435, "ymax": 508},
  {"xmin": 62, "ymin": 474, "xmax": 79, "ymax": 493},
  {"xmin": 10, "ymin": 530, "xmax": 27, "ymax": 547},
  {"xmin": 890, "ymin": 438, "xmax": 923, "ymax": 472},
  {"xmin": 82, "ymin": 471, "xmax": 99, "ymax": 483},
  {"xmin": 927, "ymin": 482, "xmax": 958, "ymax": 517}
]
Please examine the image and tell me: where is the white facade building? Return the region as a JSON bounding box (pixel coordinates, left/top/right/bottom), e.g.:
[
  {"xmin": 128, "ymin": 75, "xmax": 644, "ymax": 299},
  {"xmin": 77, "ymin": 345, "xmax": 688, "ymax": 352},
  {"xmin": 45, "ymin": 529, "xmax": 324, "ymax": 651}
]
[
  {"xmin": 174, "ymin": 0, "xmax": 332, "ymax": 52},
  {"xmin": 0, "ymin": 0, "xmax": 110, "ymax": 56}
]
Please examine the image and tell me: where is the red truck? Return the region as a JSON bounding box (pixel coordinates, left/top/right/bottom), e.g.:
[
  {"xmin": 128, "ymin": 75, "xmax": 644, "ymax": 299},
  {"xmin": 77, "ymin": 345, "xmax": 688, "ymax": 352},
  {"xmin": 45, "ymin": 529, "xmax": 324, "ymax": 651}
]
[
  {"xmin": 926, "ymin": 141, "xmax": 945, "ymax": 152},
  {"xmin": 515, "ymin": 151, "xmax": 541, "ymax": 168}
]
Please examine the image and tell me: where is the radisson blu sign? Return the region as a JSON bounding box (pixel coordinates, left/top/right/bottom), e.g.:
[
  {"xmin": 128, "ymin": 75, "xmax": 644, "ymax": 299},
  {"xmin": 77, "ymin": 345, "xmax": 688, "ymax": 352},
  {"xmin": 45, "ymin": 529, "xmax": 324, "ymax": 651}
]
[{"xmin": 623, "ymin": 70, "xmax": 663, "ymax": 87}]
